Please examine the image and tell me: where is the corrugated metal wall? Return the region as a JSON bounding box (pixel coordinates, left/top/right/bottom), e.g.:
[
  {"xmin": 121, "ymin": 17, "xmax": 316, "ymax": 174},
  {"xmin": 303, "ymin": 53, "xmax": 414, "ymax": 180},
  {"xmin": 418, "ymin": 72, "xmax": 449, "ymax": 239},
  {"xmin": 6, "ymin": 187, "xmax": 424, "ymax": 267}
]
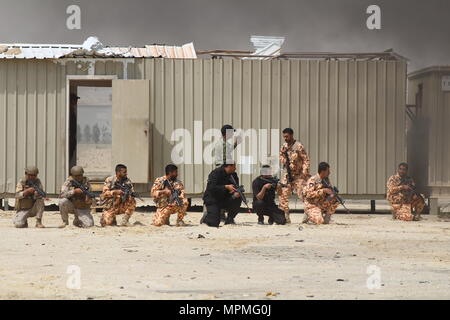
[
  {"xmin": 408, "ymin": 67, "xmax": 450, "ymax": 196},
  {"xmin": 0, "ymin": 58, "xmax": 407, "ymax": 197},
  {"xmin": 140, "ymin": 59, "xmax": 407, "ymax": 196}
]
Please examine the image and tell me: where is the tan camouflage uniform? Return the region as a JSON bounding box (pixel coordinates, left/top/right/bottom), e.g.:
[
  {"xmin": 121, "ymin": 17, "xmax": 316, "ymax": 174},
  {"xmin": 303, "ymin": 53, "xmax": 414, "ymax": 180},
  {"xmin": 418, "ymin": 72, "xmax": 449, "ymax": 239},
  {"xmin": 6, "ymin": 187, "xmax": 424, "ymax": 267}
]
[
  {"xmin": 278, "ymin": 141, "xmax": 311, "ymax": 223},
  {"xmin": 386, "ymin": 174, "xmax": 425, "ymax": 221},
  {"xmin": 151, "ymin": 176, "xmax": 188, "ymax": 226},
  {"xmin": 13, "ymin": 177, "xmax": 45, "ymax": 228},
  {"xmin": 100, "ymin": 175, "xmax": 136, "ymax": 226},
  {"xmin": 302, "ymin": 174, "xmax": 339, "ymax": 224},
  {"xmin": 59, "ymin": 176, "xmax": 95, "ymax": 228}
]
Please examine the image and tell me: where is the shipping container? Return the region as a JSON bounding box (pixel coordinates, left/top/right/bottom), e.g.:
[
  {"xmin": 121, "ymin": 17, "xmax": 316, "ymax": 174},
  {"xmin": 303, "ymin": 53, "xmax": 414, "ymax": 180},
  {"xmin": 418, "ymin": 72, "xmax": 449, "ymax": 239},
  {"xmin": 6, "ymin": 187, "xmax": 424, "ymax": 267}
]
[
  {"xmin": 0, "ymin": 54, "xmax": 408, "ymax": 202},
  {"xmin": 408, "ymin": 66, "xmax": 450, "ymax": 212}
]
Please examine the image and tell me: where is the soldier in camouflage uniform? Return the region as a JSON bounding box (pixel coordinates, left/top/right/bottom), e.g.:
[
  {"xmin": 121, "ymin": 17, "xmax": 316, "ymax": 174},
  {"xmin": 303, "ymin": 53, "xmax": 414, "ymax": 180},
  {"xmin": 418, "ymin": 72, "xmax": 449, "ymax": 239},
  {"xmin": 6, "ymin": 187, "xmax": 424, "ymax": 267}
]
[
  {"xmin": 100, "ymin": 164, "xmax": 136, "ymax": 227},
  {"xmin": 151, "ymin": 164, "xmax": 188, "ymax": 227},
  {"xmin": 58, "ymin": 166, "xmax": 95, "ymax": 228},
  {"xmin": 13, "ymin": 166, "xmax": 45, "ymax": 228},
  {"xmin": 278, "ymin": 128, "xmax": 311, "ymax": 223},
  {"xmin": 302, "ymin": 162, "xmax": 339, "ymax": 225},
  {"xmin": 387, "ymin": 162, "xmax": 425, "ymax": 221}
]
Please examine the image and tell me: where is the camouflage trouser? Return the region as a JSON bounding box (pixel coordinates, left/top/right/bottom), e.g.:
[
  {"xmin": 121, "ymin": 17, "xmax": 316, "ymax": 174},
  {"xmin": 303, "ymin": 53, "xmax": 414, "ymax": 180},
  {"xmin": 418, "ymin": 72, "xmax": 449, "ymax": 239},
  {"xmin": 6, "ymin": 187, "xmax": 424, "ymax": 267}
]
[
  {"xmin": 13, "ymin": 199, "xmax": 44, "ymax": 228},
  {"xmin": 58, "ymin": 198, "xmax": 94, "ymax": 228},
  {"xmin": 153, "ymin": 200, "xmax": 188, "ymax": 226},
  {"xmin": 278, "ymin": 176, "xmax": 307, "ymax": 222},
  {"xmin": 101, "ymin": 197, "xmax": 136, "ymax": 226},
  {"xmin": 304, "ymin": 200, "xmax": 339, "ymax": 225},
  {"xmin": 391, "ymin": 195, "xmax": 425, "ymax": 221}
]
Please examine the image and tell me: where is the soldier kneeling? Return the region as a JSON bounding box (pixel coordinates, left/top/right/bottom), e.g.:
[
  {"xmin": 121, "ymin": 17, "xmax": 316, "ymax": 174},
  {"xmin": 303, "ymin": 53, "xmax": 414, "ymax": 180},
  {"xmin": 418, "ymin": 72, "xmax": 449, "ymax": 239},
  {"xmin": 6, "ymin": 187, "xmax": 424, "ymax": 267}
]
[
  {"xmin": 58, "ymin": 166, "xmax": 95, "ymax": 228},
  {"xmin": 13, "ymin": 166, "xmax": 46, "ymax": 228},
  {"xmin": 100, "ymin": 164, "xmax": 136, "ymax": 227},
  {"xmin": 151, "ymin": 164, "xmax": 188, "ymax": 227},
  {"xmin": 302, "ymin": 162, "xmax": 339, "ymax": 225},
  {"xmin": 387, "ymin": 162, "xmax": 425, "ymax": 221},
  {"xmin": 252, "ymin": 165, "xmax": 286, "ymax": 225}
]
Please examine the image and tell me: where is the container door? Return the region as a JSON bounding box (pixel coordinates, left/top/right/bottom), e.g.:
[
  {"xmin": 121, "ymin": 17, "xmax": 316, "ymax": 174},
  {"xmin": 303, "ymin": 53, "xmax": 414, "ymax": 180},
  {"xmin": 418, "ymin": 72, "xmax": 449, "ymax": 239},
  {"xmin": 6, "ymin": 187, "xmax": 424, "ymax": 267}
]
[{"xmin": 112, "ymin": 80, "xmax": 151, "ymax": 183}]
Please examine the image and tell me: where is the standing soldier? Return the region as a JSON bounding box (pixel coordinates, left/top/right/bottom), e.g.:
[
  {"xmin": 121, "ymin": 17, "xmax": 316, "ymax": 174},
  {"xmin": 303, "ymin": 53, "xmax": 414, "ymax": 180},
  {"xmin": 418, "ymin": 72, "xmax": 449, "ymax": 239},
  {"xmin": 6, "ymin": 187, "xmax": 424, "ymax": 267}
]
[
  {"xmin": 58, "ymin": 166, "xmax": 95, "ymax": 228},
  {"xmin": 278, "ymin": 128, "xmax": 311, "ymax": 224},
  {"xmin": 13, "ymin": 166, "xmax": 45, "ymax": 228},
  {"xmin": 151, "ymin": 164, "xmax": 188, "ymax": 227},
  {"xmin": 387, "ymin": 162, "xmax": 425, "ymax": 221},
  {"xmin": 302, "ymin": 162, "xmax": 339, "ymax": 225},
  {"xmin": 214, "ymin": 124, "xmax": 242, "ymax": 167},
  {"xmin": 100, "ymin": 164, "xmax": 137, "ymax": 227}
]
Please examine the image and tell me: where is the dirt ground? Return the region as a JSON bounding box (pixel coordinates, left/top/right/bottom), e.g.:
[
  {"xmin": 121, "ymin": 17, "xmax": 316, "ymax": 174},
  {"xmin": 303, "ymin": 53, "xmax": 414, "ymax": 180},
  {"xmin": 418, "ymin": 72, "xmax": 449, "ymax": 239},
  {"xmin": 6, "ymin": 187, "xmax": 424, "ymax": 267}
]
[{"xmin": 0, "ymin": 209, "xmax": 449, "ymax": 300}]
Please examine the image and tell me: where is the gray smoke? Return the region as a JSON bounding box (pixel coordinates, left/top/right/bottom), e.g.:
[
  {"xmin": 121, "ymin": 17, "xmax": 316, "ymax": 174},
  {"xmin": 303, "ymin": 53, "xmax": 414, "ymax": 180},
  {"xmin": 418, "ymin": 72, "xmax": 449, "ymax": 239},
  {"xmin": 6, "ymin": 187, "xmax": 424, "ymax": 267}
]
[{"xmin": 0, "ymin": 0, "xmax": 449, "ymax": 71}]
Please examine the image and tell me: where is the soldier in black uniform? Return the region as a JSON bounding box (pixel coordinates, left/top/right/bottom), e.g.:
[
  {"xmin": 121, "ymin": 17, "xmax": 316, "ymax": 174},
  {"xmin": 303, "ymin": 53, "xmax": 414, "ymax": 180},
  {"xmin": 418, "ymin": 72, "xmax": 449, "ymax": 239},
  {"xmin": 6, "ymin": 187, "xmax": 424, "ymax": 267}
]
[
  {"xmin": 252, "ymin": 165, "xmax": 286, "ymax": 225},
  {"xmin": 202, "ymin": 162, "xmax": 242, "ymax": 227}
]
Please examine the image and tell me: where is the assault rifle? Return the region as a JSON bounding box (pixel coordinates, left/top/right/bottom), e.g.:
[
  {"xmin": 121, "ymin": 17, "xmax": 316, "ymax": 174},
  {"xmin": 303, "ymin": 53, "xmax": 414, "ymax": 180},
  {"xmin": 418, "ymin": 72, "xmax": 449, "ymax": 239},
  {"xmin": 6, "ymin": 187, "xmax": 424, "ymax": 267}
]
[
  {"xmin": 260, "ymin": 176, "xmax": 288, "ymax": 189},
  {"xmin": 283, "ymin": 150, "xmax": 294, "ymax": 183},
  {"xmin": 400, "ymin": 179, "xmax": 425, "ymax": 203},
  {"xmin": 321, "ymin": 178, "xmax": 350, "ymax": 213},
  {"xmin": 229, "ymin": 174, "xmax": 251, "ymax": 213},
  {"xmin": 26, "ymin": 180, "xmax": 48, "ymax": 200},
  {"xmin": 71, "ymin": 179, "xmax": 97, "ymax": 199},
  {"xmin": 163, "ymin": 179, "xmax": 183, "ymax": 207},
  {"xmin": 113, "ymin": 180, "xmax": 143, "ymax": 204}
]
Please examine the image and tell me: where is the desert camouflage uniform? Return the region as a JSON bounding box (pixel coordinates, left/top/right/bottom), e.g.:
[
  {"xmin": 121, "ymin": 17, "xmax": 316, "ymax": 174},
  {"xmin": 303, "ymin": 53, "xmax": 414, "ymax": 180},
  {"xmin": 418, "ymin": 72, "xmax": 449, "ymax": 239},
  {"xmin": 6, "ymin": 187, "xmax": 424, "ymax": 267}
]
[
  {"xmin": 386, "ymin": 174, "xmax": 425, "ymax": 221},
  {"xmin": 151, "ymin": 176, "xmax": 188, "ymax": 226},
  {"xmin": 13, "ymin": 177, "xmax": 45, "ymax": 228},
  {"xmin": 278, "ymin": 141, "xmax": 311, "ymax": 223},
  {"xmin": 59, "ymin": 176, "xmax": 95, "ymax": 228},
  {"xmin": 100, "ymin": 175, "xmax": 136, "ymax": 226},
  {"xmin": 302, "ymin": 174, "xmax": 339, "ymax": 224}
]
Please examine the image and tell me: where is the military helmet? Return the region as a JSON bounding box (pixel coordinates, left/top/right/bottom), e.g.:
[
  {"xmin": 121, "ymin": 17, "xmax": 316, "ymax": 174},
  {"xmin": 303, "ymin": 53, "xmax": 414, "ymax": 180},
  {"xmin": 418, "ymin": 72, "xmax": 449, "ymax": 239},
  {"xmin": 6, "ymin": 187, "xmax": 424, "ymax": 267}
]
[
  {"xmin": 25, "ymin": 166, "xmax": 39, "ymax": 175},
  {"xmin": 70, "ymin": 166, "xmax": 84, "ymax": 176}
]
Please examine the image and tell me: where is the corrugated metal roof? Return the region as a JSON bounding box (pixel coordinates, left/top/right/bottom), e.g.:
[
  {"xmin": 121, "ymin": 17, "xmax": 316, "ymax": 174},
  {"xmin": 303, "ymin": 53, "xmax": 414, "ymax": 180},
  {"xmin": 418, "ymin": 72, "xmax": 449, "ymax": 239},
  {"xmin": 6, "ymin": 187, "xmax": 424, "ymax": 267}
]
[{"xmin": 0, "ymin": 42, "xmax": 197, "ymax": 59}]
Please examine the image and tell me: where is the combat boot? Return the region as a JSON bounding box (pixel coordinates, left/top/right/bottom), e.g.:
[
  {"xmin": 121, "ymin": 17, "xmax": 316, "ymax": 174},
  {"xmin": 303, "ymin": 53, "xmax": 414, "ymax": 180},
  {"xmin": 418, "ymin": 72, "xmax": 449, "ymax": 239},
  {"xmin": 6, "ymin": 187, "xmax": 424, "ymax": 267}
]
[
  {"xmin": 59, "ymin": 221, "xmax": 69, "ymax": 229},
  {"xmin": 176, "ymin": 220, "xmax": 187, "ymax": 227},
  {"xmin": 224, "ymin": 218, "xmax": 236, "ymax": 225},
  {"xmin": 120, "ymin": 214, "xmax": 132, "ymax": 227},
  {"xmin": 302, "ymin": 214, "xmax": 309, "ymax": 224},
  {"xmin": 285, "ymin": 213, "xmax": 291, "ymax": 224},
  {"xmin": 257, "ymin": 215, "xmax": 264, "ymax": 225},
  {"xmin": 35, "ymin": 218, "xmax": 45, "ymax": 228},
  {"xmin": 323, "ymin": 213, "xmax": 331, "ymax": 224}
]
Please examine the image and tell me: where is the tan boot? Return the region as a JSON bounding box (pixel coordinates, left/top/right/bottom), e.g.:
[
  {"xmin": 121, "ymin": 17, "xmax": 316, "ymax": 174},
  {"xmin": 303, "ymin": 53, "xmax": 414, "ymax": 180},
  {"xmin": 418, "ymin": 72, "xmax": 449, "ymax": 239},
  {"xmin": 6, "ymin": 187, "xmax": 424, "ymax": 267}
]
[
  {"xmin": 176, "ymin": 220, "xmax": 187, "ymax": 227},
  {"xmin": 58, "ymin": 222, "xmax": 69, "ymax": 229},
  {"xmin": 35, "ymin": 218, "xmax": 45, "ymax": 228},
  {"xmin": 302, "ymin": 214, "xmax": 309, "ymax": 224},
  {"xmin": 121, "ymin": 214, "xmax": 132, "ymax": 227},
  {"xmin": 285, "ymin": 213, "xmax": 291, "ymax": 224}
]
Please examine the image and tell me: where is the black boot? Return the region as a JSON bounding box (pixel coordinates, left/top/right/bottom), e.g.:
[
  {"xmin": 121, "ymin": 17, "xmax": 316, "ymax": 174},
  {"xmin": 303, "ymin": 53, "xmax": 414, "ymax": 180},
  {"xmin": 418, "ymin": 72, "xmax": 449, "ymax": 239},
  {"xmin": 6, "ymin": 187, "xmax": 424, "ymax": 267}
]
[
  {"xmin": 268, "ymin": 217, "xmax": 274, "ymax": 225},
  {"xmin": 225, "ymin": 217, "xmax": 236, "ymax": 225},
  {"xmin": 220, "ymin": 209, "xmax": 227, "ymax": 222},
  {"xmin": 257, "ymin": 215, "xmax": 264, "ymax": 225}
]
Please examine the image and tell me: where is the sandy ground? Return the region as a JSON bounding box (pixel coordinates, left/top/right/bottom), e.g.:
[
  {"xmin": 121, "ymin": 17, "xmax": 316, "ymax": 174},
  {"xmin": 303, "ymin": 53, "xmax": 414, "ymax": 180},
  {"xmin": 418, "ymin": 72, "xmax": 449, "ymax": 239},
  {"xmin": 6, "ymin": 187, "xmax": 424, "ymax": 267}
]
[{"xmin": 0, "ymin": 209, "xmax": 449, "ymax": 300}]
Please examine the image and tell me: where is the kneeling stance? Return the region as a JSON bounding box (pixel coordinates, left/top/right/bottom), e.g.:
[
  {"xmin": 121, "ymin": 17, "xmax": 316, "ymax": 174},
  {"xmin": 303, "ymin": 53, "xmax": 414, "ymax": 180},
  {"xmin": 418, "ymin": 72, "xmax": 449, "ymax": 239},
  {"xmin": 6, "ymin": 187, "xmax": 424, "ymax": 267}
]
[
  {"xmin": 302, "ymin": 162, "xmax": 338, "ymax": 225},
  {"xmin": 13, "ymin": 166, "xmax": 45, "ymax": 228},
  {"xmin": 387, "ymin": 162, "xmax": 425, "ymax": 221},
  {"xmin": 100, "ymin": 164, "xmax": 136, "ymax": 227},
  {"xmin": 252, "ymin": 165, "xmax": 286, "ymax": 225},
  {"xmin": 151, "ymin": 164, "xmax": 188, "ymax": 227},
  {"xmin": 59, "ymin": 166, "xmax": 95, "ymax": 228}
]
